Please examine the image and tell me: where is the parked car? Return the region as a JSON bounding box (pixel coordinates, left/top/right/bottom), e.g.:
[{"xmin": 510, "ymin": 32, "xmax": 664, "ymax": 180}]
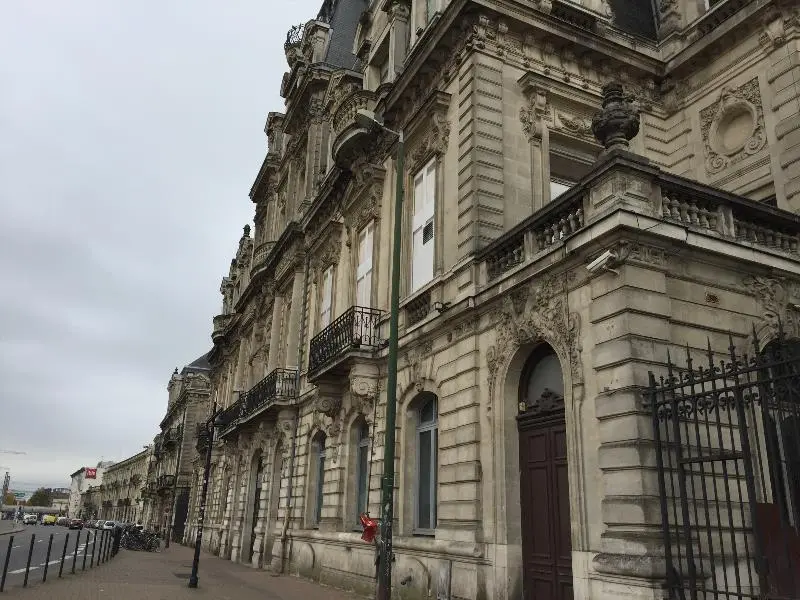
[
  {"xmin": 102, "ymin": 520, "xmax": 116, "ymax": 530},
  {"xmin": 56, "ymin": 516, "xmax": 69, "ymax": 526},
  {"xmin": 42, "ymin": 514, "xmax": 57, "ymax": 526},
  {"xmin": 96, "ymin": 520, "xmax": 106, "ymax": 529},
  {"xmin": 22, "ymin": 514, "xmax": 37, "ymax": 525},
  {"xmin": 68, "ymin": 518, "xmax": 83, "ymax": 530}
]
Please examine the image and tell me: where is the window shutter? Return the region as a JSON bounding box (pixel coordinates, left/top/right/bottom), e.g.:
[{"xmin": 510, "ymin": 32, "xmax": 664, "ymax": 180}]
[
  {"xmin": 411, "ymin": 159, "xmax": 436, "ymax": 292},
  {"xmin": 356, "ymin": 223, "xmax": 374, "ymax": 307},
  {"xmin": 320, "ymin": 266, "xmax": 333, "ymax": 328}
]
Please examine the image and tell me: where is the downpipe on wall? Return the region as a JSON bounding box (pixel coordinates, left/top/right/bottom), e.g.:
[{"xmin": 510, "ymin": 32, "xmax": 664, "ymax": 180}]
[{"xmin": 279, "ymin": 253, "xmax": 311, "ymax": 573}]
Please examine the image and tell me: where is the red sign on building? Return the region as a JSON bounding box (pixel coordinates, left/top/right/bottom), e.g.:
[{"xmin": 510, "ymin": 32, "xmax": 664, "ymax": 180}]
[{"xmin": 85, "ymin": 468, "xmax": 97, "ymax": 479}]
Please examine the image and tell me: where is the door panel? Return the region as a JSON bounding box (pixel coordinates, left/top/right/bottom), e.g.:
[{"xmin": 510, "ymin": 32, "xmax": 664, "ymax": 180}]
[{"xmin": 518, "ymin": 416, "xmax": 572, "ymax": 600}]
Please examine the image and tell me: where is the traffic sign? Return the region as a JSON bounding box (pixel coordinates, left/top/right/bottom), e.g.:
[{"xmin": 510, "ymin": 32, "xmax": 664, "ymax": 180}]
[{"xmin": 12, "ymin": 492, "xmax": 25, "ymax": 499}]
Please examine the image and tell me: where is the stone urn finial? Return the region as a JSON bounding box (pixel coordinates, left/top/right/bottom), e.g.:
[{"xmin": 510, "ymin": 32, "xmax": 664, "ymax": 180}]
[{"xmin": 592, "ymin": 82, "xmax": 640, "ymax": 152}]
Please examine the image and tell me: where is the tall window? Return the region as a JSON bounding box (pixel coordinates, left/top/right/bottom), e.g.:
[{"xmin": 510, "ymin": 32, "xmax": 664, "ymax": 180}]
[
  {"xmin": 319, "ymin": 266, "xmax": 333, "ymax": 329},
  {"xmin": 356, "ymin": 223, "xmax": 374, "ymax": 307},
  {"xmin": 426, "ymin": 0, "xmax": 436, "ymax": 22},
  {"xmin": 355, "ymin": 421, "xmax": 370, "ymax": 525},
  {"xmin": 313, "ymin": 435, "xmax": 327, "ymax": 526},
  {"xmin": 415, "ymin": 395, "xmax": 438, "ymax": 532},
  {"xmin": 411, "ymin": 159, "xmax": 436, "ymax": 292}
]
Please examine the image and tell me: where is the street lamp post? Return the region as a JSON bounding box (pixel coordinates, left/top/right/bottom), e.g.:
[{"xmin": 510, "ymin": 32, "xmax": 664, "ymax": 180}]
[
  {"xmin": 354, "ymin": 108, "xmax": 404, "ymax": 600},
  {"xmin": 188, "ymin": 403, "xmax": 221, "ymax": 590}
]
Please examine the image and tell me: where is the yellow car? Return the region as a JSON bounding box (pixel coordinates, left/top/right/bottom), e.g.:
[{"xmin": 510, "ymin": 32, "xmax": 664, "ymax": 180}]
[{"xmin": 42, "ymin": 515, "xmax": 57, "ymax": 526}]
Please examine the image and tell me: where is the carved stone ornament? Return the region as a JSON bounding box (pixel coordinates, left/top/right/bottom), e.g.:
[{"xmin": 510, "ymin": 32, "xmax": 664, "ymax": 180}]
[
  {"xmin": 407, "ymin": 92, "xmax": 452, "ymax": 172},
  {"xmin": 556, "ymin": 112, "xmax": 593, "ymax": 139},
  {"xmin": 591, "ymin": 82, "xmax": 640, "ymax": 152},
  {"xmin": 313, "ymin": 391, "xmax": 342, "ymax": 418},
  {"xmin": 520, "ymin": 85, "xmax": 549, "ymax": 142},
  {"xmin": 700, "ymin": 78, "xmax": 766, "ymax": 176},
  {"xmin": 402, "ymin": 340, "xmax": 434, "ymax": 396},
  {"xmin": 743, "ymin": 275, "xmax": 800, "ymax": 340},
  {"xmin": 486, "ymin": 273, "xmax": 583, "ymax": 398}
]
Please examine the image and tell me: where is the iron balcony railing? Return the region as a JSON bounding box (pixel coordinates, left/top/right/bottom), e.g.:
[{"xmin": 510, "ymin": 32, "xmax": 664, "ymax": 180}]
[
  {"xmin": 308, "ymin": 305, "xmax": 384, "ymax": 372},
  {"xmin": 219, "ymin": 367, "xmax": 299, "ymax": 434},
  {"xmin": 157, "ymin": 474, "xmax": 175, "ymax": 490}
]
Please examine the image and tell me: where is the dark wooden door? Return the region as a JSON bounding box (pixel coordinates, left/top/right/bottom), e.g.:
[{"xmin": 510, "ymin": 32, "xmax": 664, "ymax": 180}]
[{"xmin": 518, "ymin": 414, "xmax": 573, "ymax": 600}]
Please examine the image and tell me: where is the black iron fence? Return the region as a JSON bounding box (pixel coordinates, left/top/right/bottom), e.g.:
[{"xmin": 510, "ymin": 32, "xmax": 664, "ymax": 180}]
[
  {"xmin": 309, "ymin": 305, "xmax": 384, "ymax": 372},
  {"xmin": 650, "ymin": 329, "xmax": 800, "ymax": 600},
  {"xmin": 0, "ymin": 525, "xmax": 122, "ymax": 593}
]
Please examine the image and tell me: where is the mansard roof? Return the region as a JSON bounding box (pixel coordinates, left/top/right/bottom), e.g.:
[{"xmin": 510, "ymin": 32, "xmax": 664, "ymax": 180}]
[
  {"xmin": 181, "ymin": 352, "xmax": 211, "ymax": 375},
  {"xmin": 608, "ymin": 0, "xmax": 657, "ymax": 40},
  {"xmin": 318, "ymin": 0, "xmax": 368, "ymax": 69}
]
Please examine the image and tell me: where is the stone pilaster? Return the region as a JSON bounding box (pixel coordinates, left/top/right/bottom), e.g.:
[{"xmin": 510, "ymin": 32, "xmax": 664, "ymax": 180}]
[
  {"xmin": 284, "ymin": 269, "xmax": 306, "ymax": 367},
  {"xmin": 387, "ymin": 1, "xmax": 410, "ymax": 80},
  {"xmin": 266, "ymin": 296, "xmax": 284, "ymax": 373}
]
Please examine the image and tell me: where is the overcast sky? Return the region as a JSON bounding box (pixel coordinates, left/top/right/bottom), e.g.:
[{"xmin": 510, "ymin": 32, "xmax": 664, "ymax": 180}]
[{"xmin": 0, "ymin": 0, "xmax": 319, "ymax": 493}]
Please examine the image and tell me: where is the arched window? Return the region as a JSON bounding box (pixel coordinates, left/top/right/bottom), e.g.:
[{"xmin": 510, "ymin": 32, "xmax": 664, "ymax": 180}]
[
  {"xmin": 355, "ymin": 421, "xmax": 370, "ymax": 526},
  {"xmin": 415, "ymin": 394, "xmax": 438, "ymax": 533}
]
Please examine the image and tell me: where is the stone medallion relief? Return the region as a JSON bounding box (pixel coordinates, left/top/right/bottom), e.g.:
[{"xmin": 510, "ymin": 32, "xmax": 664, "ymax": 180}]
[{"xmin": 700, "ymin": 77, "xmax": 767, "ymax": 176}]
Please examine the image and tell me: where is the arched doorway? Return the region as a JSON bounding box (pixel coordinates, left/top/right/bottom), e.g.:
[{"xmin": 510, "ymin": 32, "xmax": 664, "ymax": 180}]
[
  {"xmin": 263, "ymin": 442, "xmax": 283, "ymax": 566},
  {"xmin": 517, "ymin": 344, "xmax": 571, "ymax": 600}
]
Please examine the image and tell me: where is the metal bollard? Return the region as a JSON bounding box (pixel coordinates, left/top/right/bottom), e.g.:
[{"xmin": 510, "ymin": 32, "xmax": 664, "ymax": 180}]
[
  {"xmin": 82, "ymin": 531, "xmax": 89, "ymax": 570},
  {"xmin": 0, "ymin": 535, "xmax": 14, "ymax": 592},
  {"xmin": 23, "ymin": 533, "xmax": 35, "ymax": 587},
  {"xmin": 71, "ymin": 529, "xmax": 80, "ymax": 574},
  {"xmin": 90, "ymin": 531, "xmax": 96, "ymax": 568},
  {"xmin": 42, "ymin": 533, "xmax": 54, "ymax": 582},
  {"xmin": 58, "ymin": 532, "xmax": 70, "ymax": 578},
  {"xmin": 100, "ymin": 530, "xmax": 106, "ymax": 564}
]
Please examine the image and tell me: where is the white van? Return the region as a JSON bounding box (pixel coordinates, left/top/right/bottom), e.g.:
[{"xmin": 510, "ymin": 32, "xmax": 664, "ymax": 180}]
[{"xmin": 23, "ymin": 514, "xmax": 38, "ymax": 525}]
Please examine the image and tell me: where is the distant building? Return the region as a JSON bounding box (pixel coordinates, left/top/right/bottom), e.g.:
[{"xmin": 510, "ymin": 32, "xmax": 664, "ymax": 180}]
[
  {"xmin": 143, "ymin": 353, "xmax": 211, "ymax": 539},
  {"xmin": 68, "ymin": 462, "xmax": 113, "ymax": 518},
  {"xmin": 88, "ymin": 448, "xmax": 151, "ymax": 523}
]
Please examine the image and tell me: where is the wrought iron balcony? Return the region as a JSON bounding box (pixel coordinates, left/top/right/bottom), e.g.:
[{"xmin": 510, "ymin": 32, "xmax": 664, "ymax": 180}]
[
  {"xmin": 309, "ymin": 305, "xmax": 384, "ymax": 374},
  {"xmin": 162, "ymin": 424, "xmax": 183, "ymax": 449},
  {"xmin": 195, "ymin": 422, "xmax": 210, "ymax": 453},
  {"xmin": 157, "ymin": 474, "xmax": 175, "ymax": 490},
  {"xmin": 218, "ymin": 368, "xmax": 299, "ymax": 435}
]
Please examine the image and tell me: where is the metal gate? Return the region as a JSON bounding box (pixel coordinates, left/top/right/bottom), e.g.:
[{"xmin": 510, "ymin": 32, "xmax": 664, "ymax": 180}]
[{"xmin": 650, "ymin": 329, "xmax": 800, "ymax": 600}]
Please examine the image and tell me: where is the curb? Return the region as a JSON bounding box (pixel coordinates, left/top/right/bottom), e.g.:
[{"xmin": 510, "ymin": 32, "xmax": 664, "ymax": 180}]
[{"xmin": 0, "ymin": 526, "xmax": 25, "ymax": 537}]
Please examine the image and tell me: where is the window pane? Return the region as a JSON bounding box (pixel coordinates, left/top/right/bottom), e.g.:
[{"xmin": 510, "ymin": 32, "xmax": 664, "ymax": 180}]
[
  {"xmin": 356, "ymin": 444, "xmax": 369, "ymax": 521},
  {"xmin": 316, "ymin": 452, "xmax": 325, "ymax": 524},
  {"xmin": 418, "ymin": 430, "xmax": 432, "ymax": 529},
  {"xmin": 433, "ymin": 428, "xmax": 438, "ymax": 529},
  {"xmin": 420, "ymin": 398, "xmax": 436, "ymax": 424}
]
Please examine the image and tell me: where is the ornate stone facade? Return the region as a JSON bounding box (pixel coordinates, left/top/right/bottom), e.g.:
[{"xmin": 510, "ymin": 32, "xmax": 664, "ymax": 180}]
[{"xmin": 186, "ymin": 2, "xmax": 800, "ymax": 600}]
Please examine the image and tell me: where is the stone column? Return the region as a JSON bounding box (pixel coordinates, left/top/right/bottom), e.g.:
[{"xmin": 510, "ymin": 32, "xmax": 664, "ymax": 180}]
[
  {"xmin": 266, "ymin": 296, "xmax": 284, "ymax": 373},
  {"xmin": 284, "ymin": 269, "xmax": 306, "ymax": 368},
  {"xmin": 229, "ymin": 440, "xmax": 250, "ymax": 563}
]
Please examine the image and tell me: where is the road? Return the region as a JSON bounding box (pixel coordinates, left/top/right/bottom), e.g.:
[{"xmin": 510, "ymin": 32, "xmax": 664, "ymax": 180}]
[{"xmin": 0, "ymin": 523, "xmax": 107, "ymax": 590}]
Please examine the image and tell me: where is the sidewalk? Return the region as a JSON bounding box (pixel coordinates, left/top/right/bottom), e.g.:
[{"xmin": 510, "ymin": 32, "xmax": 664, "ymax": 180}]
[
  {"xmin": 3, "ymin": 543, "xmax": 365, "ymax": 600},
  {"xmin": 0, "ymin": 522, "xmax": 23, "ymax": 537}
]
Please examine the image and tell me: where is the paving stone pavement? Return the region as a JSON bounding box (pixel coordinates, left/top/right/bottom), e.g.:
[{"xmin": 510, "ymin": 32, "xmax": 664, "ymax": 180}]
[{"xmin": 2, "ymin": 543, "xmax": 366, "ymax": 600}]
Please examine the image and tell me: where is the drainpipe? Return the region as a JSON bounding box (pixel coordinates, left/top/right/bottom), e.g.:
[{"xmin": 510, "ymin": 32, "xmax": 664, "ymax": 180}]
[{"xmin": 280, "ymin": 253, "xmax": 311, "ymax": 573}]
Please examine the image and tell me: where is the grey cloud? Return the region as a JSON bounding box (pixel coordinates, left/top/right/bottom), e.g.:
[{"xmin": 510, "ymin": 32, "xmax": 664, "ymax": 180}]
[{"xmin": 0, "ymin": 0, "xmax": 318, "ymax": 490}]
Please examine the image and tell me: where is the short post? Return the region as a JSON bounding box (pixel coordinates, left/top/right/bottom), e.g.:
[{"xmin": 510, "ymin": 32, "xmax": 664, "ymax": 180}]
[
  {"xmin": 90, "ymin": 531, "xmax": 96, "ymax": 567},
  {"xmin": 59, "ymin": 533, "xmax": 69, "ymax": 577},
  {"xmin": 71, "ymin": 529, "xmax": 80, "ymax": 573},
  {"xmin": 23, "ymin": 533, "xmax": 35, "ymax": 587},
  {"xmin": 42, "ymin": 533, "xmax": 54, "ymax": 582},
  {"xmin": 82, "ymin": 531, "xmax": 89, "ymax": 570},
  {"xmin": 0, "ymin": 535, "xmax": 14, "ymax": 592}
]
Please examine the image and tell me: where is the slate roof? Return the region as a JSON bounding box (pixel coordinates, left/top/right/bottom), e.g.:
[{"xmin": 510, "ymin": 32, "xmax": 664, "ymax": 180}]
[
  {"xmin": 317, "ymin": 0, "xmax": 368, "ymax": 70},
  {"xmin": 608, "ymin": 0, "xmax": 658, "ymax": 40},
  {"xmin": 181, "ymin": 351, "xmax": 212, "ymax": 375}
]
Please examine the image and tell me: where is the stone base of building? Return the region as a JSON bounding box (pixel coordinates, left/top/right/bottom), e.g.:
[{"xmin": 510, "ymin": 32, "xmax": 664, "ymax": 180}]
[{"xmin": 181, "ymin": 526, "xmax": 671, "ymax": 600}]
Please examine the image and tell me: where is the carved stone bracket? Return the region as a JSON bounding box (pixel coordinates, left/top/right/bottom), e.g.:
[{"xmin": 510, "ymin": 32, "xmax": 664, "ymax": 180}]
[
  {"xmin": 486, "ymin": 272, "xmax": 583, "ymax": 398},
  {"xmin": 406, "ymin": 91, "xmax": 452, "ymax": 173},
  {"xmin": 520, "ymin": 84, "xmax": 549, "ymax": 142}
]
